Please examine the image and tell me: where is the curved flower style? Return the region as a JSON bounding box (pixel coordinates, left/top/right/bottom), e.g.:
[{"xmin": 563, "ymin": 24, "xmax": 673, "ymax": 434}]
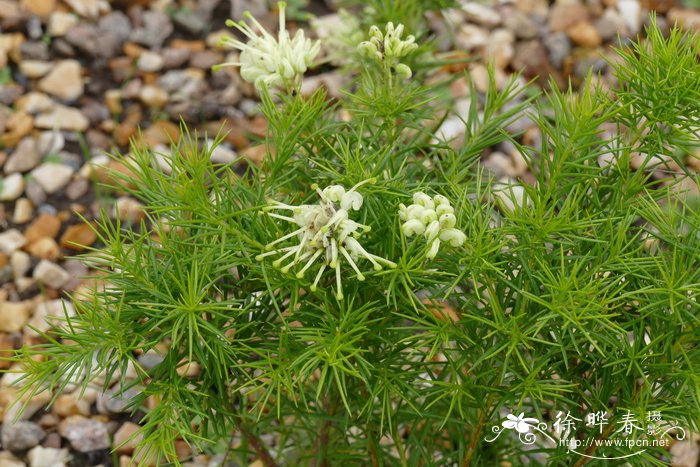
[
  {"xmin": 214, "ymin": 1, "xmax": 320, "ymax": 91},
  {"xmin": 257, "ymin": 180, "xmax": 396, "ymax": 299},
  {"xmin": 399, "ymin": 192, "xmax": 466, "ymax": 259},
  {"xmin": 358, "ymin": 22, "xmax": 418, "ymax": 78},
  {"xmin": 502, "ymin": 413, "xmax": 540, "ymax": 434}
]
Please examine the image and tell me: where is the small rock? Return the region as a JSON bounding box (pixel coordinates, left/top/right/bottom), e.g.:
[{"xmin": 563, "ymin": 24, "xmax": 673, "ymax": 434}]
[
  {"xmin": 10, "ymin": 251, "xmax": 31, "ymax": 279},
  {"xmin": 0, "ymin": 301, "xmax": 30, "ymax": 332},
  {"xmin": 96, "ymin": 386, "xmax": 141, "ymax": 414},
  {"xmin": 5, "ymin": 137, "xmax": 41, "ymax": 173},
  {"xmin": 595, "ymin": 8, "xmax": 628, "ymax": 40},
  {"xmin": 26, "ymin": 299, "xmax": 76, "ymax": 336},
  {"xmin": 26, "ymin": 237, "xmax": 60, "ymax": 261},
  {"xmin": 1, "ymin": 421, "xmax": 45, "ymax": 451},
  {"xmin": 139, "ymin": 85, "xmax": 168, "ymax": 108},
  {"xmin": 189, "ymin": 50, "xmax": 223, "ymax": 70},
  {"xmin": 460, "ymin": 1, "xmax": 501, "ymax": 28},
  {"xmin": 63, "ymin": 0, "xmax": 106, "ymax": 18},
  {"xmin": 97, "ymin": 11, "xmax": 131, "ymax": 42},
  {"xmin": 173, "ymin": 9, "xmax": 207, "ymax": 35},
  {"xmin": 0, "ymin": 230, "xmax": 26, "ymax": 255},
  {"xmin": 455, "ymin": 24, "xmax": 489, "ymax": 50},
  {"xmin": 0, "ymin": 173, "xmax": 25, "ymax": 201},
  {"xmin": 512, "ymin": 40, "xmax": 549, "ymax": 77},
  {"xmin": 544, "ymin": 32, "xmax": 572, "ymax": 69},
  {"xmin": 59, "ymin": 224, "xmax": 96, "ymax": 250},
  {"xmin": 27, "ymin": 446, "xmax": 70, "ymax": 467},
  {"xmin": 25, "ymin": 213, "xmax": 61, "ymax": 243},
  {"xmin": 131, "ymin": 10, "xmax": 173, "ymax": 48},
  {"xmin": 12, "ymin": 198, "xmax": 33, "ymax": 224},
  {"xmin": 48, "ymin": 11, "xmax": 78, "ymax": 36},
  {"xmin": 0, "ymin": 452, "xmax": 24, "ymax": 467},
  {"xmin": 35, "ymin": 105, "xmax": 88, "ymax": 131},
  {"xmin": 15, "ymin": 92, "xmax": 54, "ymax": 114},
  {"xmin": 21, "ymin": 0, "xmax": 56, "ymax": 16},
  {"xmin": 30, "ymin": 163, "xmax": 74, "ymax": 194},
  {"xmin": 37, "ymin": 60, "xmax": 83, "ymax": 102},
  {"xmin": 568, "ymin": 21, "xmax": 602, "ymax": 48},
  {"xmin": 618, "ymin": 0, "xmax": 643, "ymax": 34},
  {"xmin": 113, "ymin": 422, "xmax": 142, "ymax": 455},
  {"xmin": 161, "ymin": 47, "xmax": 191, "ymax": 69},
  {"xmin": 113, "ymin": 197, "xmax": 145, "ymax": 223},
  {"xmin": 549, "ymin": 3, "xmax": 590, "ymax": 32},
  {"xmin": 65, "ymin": 178, "xmax": 89, "ymax": 201},
  {"xmin": 137, "ymin": 51, "xmax": 164, "ymax": 72},
  {"xmin": 20, "ymin": 41, "xmax": 49, "ymax": 61},
  {"xmin": 53, "ymin": 393, "xmax": 91, "ymax": 417},
  {"xmin": 210, "ymin": 144, "xmax": 237, "ymax": 164},
  {"xmin": 502, "ymin": 8, "xmax": 540, "ymax": 39},
  {"xmin": 19, "ymin": 60, "xmax": 52, "ymax": 78},
  {"xmin": 58, "ymin": 416, "xmax": 110, "ymax": 452},
  {"xmin": 32, "ymin": 260, "xmax": 69, "ymax": 289},
  {"xmin": 37, "ymin": 131, "xmax": 65, "ymax": 157},
  {"xmin": 483, "ymin": 29, "xmax": 514, "ymax": 69}
]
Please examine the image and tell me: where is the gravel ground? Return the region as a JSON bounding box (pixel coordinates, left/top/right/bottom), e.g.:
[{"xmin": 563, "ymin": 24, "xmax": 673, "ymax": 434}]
[{"xmin": 1, "ymin": 0, "xmax": 699, "ymax": 465}]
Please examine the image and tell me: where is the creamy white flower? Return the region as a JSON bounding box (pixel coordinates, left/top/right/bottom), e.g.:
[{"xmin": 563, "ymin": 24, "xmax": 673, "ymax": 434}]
[
  {"xmin": 358, "ymin": 22, "xmax": 418, "ymax": 78},
  {"xmin": 214, "ymin": 1, "xmax": 320, "ymax": 91},
  {"xmin": 399, "ymin": 192, "xmax": 466, "ymax": 259},
  {"xmin": 257, "ymin": 179, "xmax": 396, "ymax": 299}
]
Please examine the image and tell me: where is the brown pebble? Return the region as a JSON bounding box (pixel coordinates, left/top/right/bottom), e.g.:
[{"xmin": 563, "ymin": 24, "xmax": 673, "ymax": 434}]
[
  {"xmin": 25, "ymin": 213, "xmax": 62, "ymax": 243},
  {"xmin": 60, "ymin": 224, "xmax": 97, "ymax": 251},
  {"xmin": 0, "ymin": 333, "xmax": 15, "ymax": 370},
  {"xmin": 27, "ymin": 237, "xmax": 61, "ymax": 261}
]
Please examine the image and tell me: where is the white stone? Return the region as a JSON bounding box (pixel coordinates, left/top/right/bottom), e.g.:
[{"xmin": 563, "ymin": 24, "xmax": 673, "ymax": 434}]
[
  {"xmin": 460, "ymin": 1, "xmax": 501, "ymax": 28},
  {"xmin": 0, "ymin": 229, "xmax": 26, "ymax": 255},
  {"xmin": 35, "ymin": 105, "xmax": 88, "ymax": 131},
  {"xmin": 137, "ymin": 51, "xmax": 164, "ymax": 72},
  {"xmin": 32, "ymin": 260, "xmax": 70, "ymax": 289},
  {"xmin": 30, "ymin": 163, "xmax": 74, "ymax": 194},
  {"xmin": 0, "ymin": 173, "xmax": 25, "ymax": 201},
  {"xmin": 617, "ymin": 0, "xmax": 641, "ymax": 34},
  {"xmin": 493, "ymin": 179, "xmax": 530, "ymax": 213},
  {"xmin": 0, "ymin": 301, "xmax": 30, "ymax": 332},
  {"xmin": 27, "ymin": 446, "xmax": 70, "ymax": 467},
  {"xmin": 11, "ymin": 251, "xmax": 31, "ymax": 279},
  {"xmin": 63, "ymin": 0, "xmax": 109, "ymax": 18},
  {"xmin": 209, "ymin": 143, "xmax": 237, "ymax": 164},
  {"xmin": 12, "ymin": 198, "xmax": 33, "ymax": 224},
  {"xmin": 48, "ymin": 11, "xmax": 79, "ymax": 36}
]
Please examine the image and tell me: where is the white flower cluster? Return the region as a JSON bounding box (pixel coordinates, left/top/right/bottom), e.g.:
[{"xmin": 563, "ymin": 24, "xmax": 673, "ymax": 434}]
[
  {"xmin": 358, "ymin": 22, "xmax": 418, "ymax": 78},
  {"xmin": 257, "ymin": 180, "xmax": 396, "ymax": 299},
  {"xmin": 214, "ymin": 1, "xmax": 320, "ymax": 90},
  {"xmin": 399, "ymin": 192, "xmax": 466, "ymax": 259}
]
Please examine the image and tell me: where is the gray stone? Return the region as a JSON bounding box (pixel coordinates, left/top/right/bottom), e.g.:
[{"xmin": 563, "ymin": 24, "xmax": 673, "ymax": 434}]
[
  {"xmin": 2, "ymin": 421, "xmax": 45, "ymax": 451},
  {"xmin": 543, "ymin": 32, "xmax": 571, "ymax": 69},
  {"xmin": 58, "ymin": 416, "xmax": 110, "ymax": 453},
  {"xmin": 32, "ymin": 260, "xmax": 70, "ymax": 289},
  {"xmin": 132, "ymin": 10, "xmax": 173, "ymax": 48}
]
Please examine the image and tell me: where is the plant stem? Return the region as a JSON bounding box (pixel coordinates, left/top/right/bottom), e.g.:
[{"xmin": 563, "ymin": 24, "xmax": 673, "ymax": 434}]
[
  {"xmin": 233, "ymin": 413, "xmax": 278, "ymax": 467},
  {"xmin": 311, "ymin": 396, "xmax": 336, "ymax": 467},
  {"xmin": 462, "ymin": 410, "xmax": 486, "ymax": 467}
]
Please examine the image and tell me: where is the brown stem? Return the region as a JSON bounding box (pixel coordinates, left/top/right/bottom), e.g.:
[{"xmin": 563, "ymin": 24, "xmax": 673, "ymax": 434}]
[
  {"xmin": 311, "ymin": 396, "xmax": 335, "ymax": 467},
  {"xmin": 233, "ymin": 413, "xmax": 278, "ymax": 467},
  {"xmin": 462, "ymin": 410, "xmax": 486, "ymax": 467},
  {"xmin": 572, "ymin": 421, "xmax": 617, "ymax": 467}
]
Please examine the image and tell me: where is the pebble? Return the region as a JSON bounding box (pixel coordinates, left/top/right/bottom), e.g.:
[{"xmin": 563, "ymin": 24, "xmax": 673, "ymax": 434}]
[
  {"xmin": 0, "ymin": 173, "xmax": 25, "ymax": 201},
  {"xmin": 113, "ymin": 422, "xmax": 142, "ymax": 455},
  {"xmin": 1, "ymin": 421, "xmax": 45, "ymax": 451},
  {"xmin": 30, "ymin": 163, "xmax": 74, "ymax": 194},
  {"xmin": 0, "ymin": 230, "xmax": 26, "ymax": 255},
  {"xmin": 35, "ymin": 105, "xmax": 89, "ymax": 132},
  {"xmin": 26, "ymin": 299, "xmax": 76, "ymax": 337},
  {"xmin": 58, "ymin": 415, "xmax": 110, "ymax": 452},
  {"xmin": 32, "ymin": 260, "xmax": 70, "ymax": 289},
  {"xmin": 161, "ymin": 47, "xmax": 191, "ymax": 69},
  {"xmin": 36, "ymin": 131, "xmax": 65, "ymax": 158},
  {"xmin": 543, "ymin": 32, "xmax": 572, "ymax": 69},
  {"xmin": 131, "ymin": 10, "xmax": 173, "ymax": 48},
  {"xmin": 59, "ymin": 224, "xmax": 96, "ymax": 250},
  {"xmin": 25, "ymin": 213, "xmax": 61, "ymax": 243},
  {"xmin": 503, "ymin": 8, "xmax": 540, "ymax": 39},
  {"xmin": 18, "ymin": 60, "xmax": 52, "ymax": 79},
  {"xmin": 96, "ymin": 386, "xmax": 141, "ymax": 415},
  {"xmin": 139, "ymin": 85, "xmax": 168, "ymax": 108},
  {"xmin": 12, "ymin": 198, "xmax": 33, "ymax": 224},
  {"xmin": 455, "ymin": 24, "xmax": 489, "ymax": 50},
  {"xmin": 38, "ymin": 60, "xmax": 83, "ymax": 102},
  {"xmin": 48, "ymin": 11, "xmax": 79, "ymax": 36},
  {"xmin": 26, "ymin": 237, "xmax": 60, "ymax": 261},
  {"xmin": 64, "ymin": 0, "xmax": 106, "ymax": 18},
  {"xmin": 0, "ymin": 451, "xmax": 24, "ymax": 467},
  {"xmin": 15, "ymin": 92, "xmax": 54, "ymax": 114},
  {"xmin": 484, "ymin": 29, "xmax": 514, "ymax": 69},
  {"xmin": 5, "ymin": 137, "xmax": 41, "ymax": 173},
  {"xmin": 137, "ymin": 51, "xmax": 164, "ymax": 72},
  {"xmin": 618, "ymin": 0, "xmax": 642, "ymax": 34},
  {"xmin": 53, "ymin": 393, "xmax": 91, "ymax": 417},
  {"xmin": 210, "ymin": 144, "xmax": 237, "ymax": 164},
  {"xmin": 568, "ymin": 21, "xmax": 603, "ymax": 48},
  {"xmin": 10, "ymin": 251, "xmax": 31, "ymax": 279},
  {"xmin": 0, "ymin": 301, "xmax": 30, "ymax": 333},
  {"xmin": 548, "ymin": 3, "xmax": 590, "ymax": 32},
  {"xmin": 27, "ymin": 445, "xmax": 70, "ymax": 467},
  {"xmin": 65, "ymin": 178, "xmax": 89, "ymax": 201},
  {"xmin": 460, "ymin": 1, "xmax": 501, "ymax": 28}
]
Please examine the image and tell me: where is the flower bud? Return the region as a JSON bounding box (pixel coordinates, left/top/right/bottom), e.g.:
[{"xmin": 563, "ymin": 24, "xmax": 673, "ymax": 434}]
[
  {"xmin": 439, "ymin": 213, "xmax": 456, "ymax": 229},
  {"xmin": 395, "ymin": 63, "xmax": 412, "ymax": 79},
  {"xmin": 440, "ymin": 228, "xmax": 466, "ymax": 247},
  {"xmin": 426, "ymin": 239, "xmax": 441, "ymax": 259},
  {"xmin": 402, "ymin": 219, "xmax": 425, "ymax": 237},
  {"xmin": 435, "ymin": 204, "xmax": 454, "ymax": 216},
  {"xmin": 424, "ymin": 220, "xmax": 441, "ymax": 241}
]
